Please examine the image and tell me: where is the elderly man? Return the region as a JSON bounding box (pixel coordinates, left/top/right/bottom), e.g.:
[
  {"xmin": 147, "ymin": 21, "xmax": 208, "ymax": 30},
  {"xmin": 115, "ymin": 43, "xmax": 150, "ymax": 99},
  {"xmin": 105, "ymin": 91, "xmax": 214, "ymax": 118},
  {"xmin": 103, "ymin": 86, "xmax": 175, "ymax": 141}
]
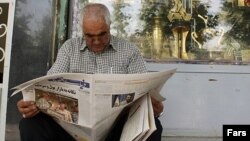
[{"xmin": 17, "ymin": 3, "xmax": 164, "ymax": 141}]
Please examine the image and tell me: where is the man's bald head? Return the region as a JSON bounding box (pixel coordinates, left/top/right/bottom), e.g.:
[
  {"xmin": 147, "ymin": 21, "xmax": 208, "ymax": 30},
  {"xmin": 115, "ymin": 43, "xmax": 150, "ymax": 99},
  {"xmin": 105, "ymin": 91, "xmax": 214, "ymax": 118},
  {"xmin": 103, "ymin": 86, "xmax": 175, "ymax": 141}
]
[{"xmin": 81, "ymin": 3, "xmax": 111, "ymax": 27}]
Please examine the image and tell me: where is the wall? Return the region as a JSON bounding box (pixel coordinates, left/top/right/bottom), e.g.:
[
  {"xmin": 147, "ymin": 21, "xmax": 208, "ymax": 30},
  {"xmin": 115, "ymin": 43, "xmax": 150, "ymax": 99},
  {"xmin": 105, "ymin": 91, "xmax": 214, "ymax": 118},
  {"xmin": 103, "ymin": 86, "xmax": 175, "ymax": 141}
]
[{"xmin": 147, "ymin": 63, "xmax": 250, "ymax": 137}]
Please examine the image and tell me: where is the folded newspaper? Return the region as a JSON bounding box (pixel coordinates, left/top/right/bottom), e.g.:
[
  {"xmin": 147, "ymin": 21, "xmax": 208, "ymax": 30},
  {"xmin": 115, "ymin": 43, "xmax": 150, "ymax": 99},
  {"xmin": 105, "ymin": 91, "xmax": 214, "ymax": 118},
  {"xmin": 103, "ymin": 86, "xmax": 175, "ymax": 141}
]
[{"xmin": 12, "ymin": 69, "xmax": 176, "ymax": 141}]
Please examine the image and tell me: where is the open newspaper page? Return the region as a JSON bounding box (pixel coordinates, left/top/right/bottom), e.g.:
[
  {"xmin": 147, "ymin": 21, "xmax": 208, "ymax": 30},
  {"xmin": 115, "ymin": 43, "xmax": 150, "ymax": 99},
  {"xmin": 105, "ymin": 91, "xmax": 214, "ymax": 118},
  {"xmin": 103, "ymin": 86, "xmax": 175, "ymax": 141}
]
[
  {"xmin": 139, "ymin": 94, "xmax": 157, "ymax": 141},
  {"xmin": 119, "ymin": 94, "xmax": 156, "ymax": 141},
  {"xmin": 11, "ymin": 69, "xmax": 176, "ymax": 141}
]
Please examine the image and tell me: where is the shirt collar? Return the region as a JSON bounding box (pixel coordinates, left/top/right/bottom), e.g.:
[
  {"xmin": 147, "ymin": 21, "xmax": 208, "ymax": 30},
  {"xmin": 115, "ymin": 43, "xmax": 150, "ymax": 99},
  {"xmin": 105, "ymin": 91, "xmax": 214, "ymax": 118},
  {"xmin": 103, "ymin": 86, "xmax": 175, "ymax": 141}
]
[{"xmin": 80, "ymin": 35, "xmax": 118, "ymax": 51}]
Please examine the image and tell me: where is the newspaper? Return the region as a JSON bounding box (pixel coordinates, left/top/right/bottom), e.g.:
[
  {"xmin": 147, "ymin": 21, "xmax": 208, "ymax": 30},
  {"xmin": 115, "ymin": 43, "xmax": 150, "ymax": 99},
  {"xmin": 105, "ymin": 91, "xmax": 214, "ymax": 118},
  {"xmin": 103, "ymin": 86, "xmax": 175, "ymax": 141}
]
[{"xmin": 11, "ymin": 69, "xmax": 176, "ymax": 141}]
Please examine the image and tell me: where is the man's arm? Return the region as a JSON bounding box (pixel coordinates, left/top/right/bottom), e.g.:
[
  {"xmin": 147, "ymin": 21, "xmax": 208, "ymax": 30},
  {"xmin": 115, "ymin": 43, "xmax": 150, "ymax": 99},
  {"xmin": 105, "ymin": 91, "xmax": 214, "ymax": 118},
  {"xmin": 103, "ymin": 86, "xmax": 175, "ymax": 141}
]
[
  {"xmin": 151, "ymin": 97, "xmax": 164, "ymax": 117},
  {"xmin": 47, "ymin": 41, "xmax": 71, "ymax": 75},
  {"xmin": 17, "ymin": 41, "xmax": 71, "ymax": 118},
  {"xmin": 127, "ymin": 46, "xmax": 147, "ymax": 74},
  {"xmin": 17, "ymin": 99, "xmax": 39, "ymax": 118},
  {"xmin": 127, "ymin": 45, "xmax": 164, "ymax": 117}
]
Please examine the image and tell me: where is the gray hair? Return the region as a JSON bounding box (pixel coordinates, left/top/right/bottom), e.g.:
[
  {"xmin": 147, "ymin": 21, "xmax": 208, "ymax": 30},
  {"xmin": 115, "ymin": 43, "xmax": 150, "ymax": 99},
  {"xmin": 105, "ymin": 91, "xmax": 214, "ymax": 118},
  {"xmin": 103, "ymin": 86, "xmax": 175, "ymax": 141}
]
[{"xmin": 80, "ymin": 3, "xmax": 111, "ymax": 27}]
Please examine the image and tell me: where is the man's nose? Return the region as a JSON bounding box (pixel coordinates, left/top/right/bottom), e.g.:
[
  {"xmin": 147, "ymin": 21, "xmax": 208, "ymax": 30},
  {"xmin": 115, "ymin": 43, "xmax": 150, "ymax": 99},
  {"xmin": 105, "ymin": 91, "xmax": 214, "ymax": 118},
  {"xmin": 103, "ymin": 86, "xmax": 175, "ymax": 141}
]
[{"xmin": 92, "ymin": 36, "xmax": 101, "ymax": 44}]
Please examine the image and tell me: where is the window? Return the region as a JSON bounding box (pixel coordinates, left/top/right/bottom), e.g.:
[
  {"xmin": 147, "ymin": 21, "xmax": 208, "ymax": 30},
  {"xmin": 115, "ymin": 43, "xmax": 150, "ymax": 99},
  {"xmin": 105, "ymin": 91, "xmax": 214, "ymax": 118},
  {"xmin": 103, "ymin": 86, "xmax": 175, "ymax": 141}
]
[{"xmin": 69, "ymin": 0, "xmax": 250, "ymax": 65}]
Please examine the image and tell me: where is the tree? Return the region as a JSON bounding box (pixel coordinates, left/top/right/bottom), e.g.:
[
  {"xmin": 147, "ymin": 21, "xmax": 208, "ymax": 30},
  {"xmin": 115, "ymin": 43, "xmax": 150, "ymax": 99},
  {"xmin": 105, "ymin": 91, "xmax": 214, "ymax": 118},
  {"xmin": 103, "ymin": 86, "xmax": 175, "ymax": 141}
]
[
  {"xmin": 220, "ymin": 1, "xmax": 250, "ymax": 49},
  {"xmin": 137, "ymin": 1, "xmax": 172, "ymax": 36},
  {"xmin": 112, "ymin": 0, "xmax": 131, "ymax": 38}
]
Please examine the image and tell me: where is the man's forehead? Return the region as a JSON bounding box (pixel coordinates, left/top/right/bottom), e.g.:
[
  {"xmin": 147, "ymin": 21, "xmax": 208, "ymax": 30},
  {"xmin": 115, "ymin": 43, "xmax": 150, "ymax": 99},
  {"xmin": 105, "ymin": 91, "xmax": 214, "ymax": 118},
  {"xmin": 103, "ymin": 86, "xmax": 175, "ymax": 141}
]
[{"xmin": 83, "ymin": 19, "xmax": 109, "ymax": 32}]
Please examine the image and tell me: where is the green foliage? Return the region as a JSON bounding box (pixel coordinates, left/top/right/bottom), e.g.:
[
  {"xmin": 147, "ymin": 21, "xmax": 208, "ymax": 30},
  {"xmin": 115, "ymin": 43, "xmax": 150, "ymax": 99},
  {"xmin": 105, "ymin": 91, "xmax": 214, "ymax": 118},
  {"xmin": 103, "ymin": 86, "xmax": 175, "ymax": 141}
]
[
  {"xmin": 112, "ymin": 0, "xmax": 131, "ymax": 38},
  {"xmin": 220, "ymin": 1, "xmax": 250, "ymax": 49},
  {"xmin": 189, "ymin": 47, "xmax": 209, "ymax": 60},
  {"xmin": 137, "ymin": 2, "xmax": 172, "ymax": 36},
  {"xmin": 192, "ymin": 3, "xmax": 219, "ymax": 32}
]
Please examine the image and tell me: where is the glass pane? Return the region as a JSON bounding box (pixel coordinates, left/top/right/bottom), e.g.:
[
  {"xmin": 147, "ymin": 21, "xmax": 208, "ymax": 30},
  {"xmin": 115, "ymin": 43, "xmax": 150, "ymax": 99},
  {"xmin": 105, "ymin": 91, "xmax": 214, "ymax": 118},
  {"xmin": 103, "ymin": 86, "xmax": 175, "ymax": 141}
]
[
  {"xmin": 69, "ymin": 0, "xmax": 250, "ymax": 65},
  {"xmin": 0, "ymin": 3, "xmax": 9, "ymax": 83},
  {"xmin": 6, "ymin": 0, "xmax": 54, "ymax": 140}
]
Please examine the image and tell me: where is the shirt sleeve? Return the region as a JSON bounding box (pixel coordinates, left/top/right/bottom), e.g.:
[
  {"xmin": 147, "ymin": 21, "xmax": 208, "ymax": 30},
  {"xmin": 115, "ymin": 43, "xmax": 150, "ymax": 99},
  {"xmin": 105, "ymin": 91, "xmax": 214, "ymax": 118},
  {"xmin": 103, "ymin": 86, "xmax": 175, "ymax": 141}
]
[
  {"xmin": 47, "ymin": 41, "xmax": 71, "ymax": 75},
  {"xmin": 127, "ymin": 45, "xmax": 147, "ymax": 74}
]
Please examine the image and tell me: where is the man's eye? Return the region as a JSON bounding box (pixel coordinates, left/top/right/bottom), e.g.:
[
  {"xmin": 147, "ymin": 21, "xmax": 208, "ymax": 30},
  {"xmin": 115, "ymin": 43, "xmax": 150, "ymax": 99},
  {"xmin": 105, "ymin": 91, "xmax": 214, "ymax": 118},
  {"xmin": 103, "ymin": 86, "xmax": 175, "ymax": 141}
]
[
  {"xmin": 84, "ymin": 32, "xmax": 107, "ymax": 38},
  {"xmin": 85, "ymin": 34, "xmax": 93, "ymax": 38},
  {"xmin": 99, "ymin": 32, "xmax": 106, "ymax": 36}
]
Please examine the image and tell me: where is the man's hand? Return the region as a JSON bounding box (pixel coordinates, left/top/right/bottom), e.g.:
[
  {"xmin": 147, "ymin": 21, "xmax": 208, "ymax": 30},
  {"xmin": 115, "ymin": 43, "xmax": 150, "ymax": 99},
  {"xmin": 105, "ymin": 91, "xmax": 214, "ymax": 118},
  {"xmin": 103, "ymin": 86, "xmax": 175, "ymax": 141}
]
[
  {"xmin": 17, "ymin": 99, "xmax": 40, "ymax": 118},
  {"xmin": 151, "ymin": 96, "xmax": 164, "ymax": 117}
]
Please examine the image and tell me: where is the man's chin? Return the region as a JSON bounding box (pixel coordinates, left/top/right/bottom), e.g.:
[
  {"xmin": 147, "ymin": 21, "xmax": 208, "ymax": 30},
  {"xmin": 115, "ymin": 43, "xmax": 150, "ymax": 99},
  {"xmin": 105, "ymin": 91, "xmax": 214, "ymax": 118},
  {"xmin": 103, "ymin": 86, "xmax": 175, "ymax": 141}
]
[{"xmin": 91, "ymin": 47, "xmax": 105, "ymax": 53}]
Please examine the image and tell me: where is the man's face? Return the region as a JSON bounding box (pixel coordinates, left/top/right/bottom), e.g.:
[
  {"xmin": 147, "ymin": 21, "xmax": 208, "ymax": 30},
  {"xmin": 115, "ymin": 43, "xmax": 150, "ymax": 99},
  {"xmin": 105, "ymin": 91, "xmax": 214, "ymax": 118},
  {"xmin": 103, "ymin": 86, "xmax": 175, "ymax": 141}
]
[
  {"xmin": 126, "ymin": 95, "xmax": 132, "ymax": 102},
  {"xmin": 43, "ymin": 93, "xmax": 50, "ymax": 100},
  {"xmin": 60, "ymin": 103, "xmax": 66, "ymax": 110},
  {"xmin": 82, "ymin": 19, "xmax": 110, "ymax": 53}
]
